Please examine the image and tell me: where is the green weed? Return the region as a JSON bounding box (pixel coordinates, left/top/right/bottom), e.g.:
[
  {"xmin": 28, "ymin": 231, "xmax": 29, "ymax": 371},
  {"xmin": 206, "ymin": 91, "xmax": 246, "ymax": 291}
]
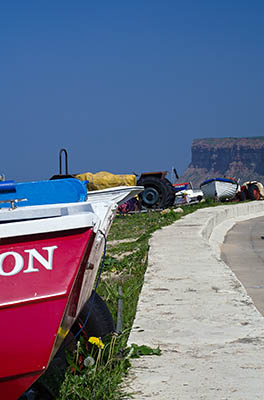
[
  {"xmin": 57, "ymin": 333, "xmax": 160, "ymax": 400},
  {"xmin": 57, "ymin": 199, "xmax": 223, "ymax": 399}
]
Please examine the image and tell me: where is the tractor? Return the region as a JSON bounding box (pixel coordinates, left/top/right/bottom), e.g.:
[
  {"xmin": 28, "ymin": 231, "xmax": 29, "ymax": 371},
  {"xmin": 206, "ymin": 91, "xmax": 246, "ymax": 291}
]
[
  {"xmin": 136, "ymin": 171, "xmax": 176, "ymax": 209},
  {"xmin": 52, "ymin": 149, "xmax": 177, "ymax": 210},
  {"xmin": 237, "ymin": 181, "xmax": 264, "ymax": 201}
]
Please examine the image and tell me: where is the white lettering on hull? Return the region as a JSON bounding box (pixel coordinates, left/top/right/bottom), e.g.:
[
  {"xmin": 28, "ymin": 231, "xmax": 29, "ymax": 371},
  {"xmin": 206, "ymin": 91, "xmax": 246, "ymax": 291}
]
[
  {"xmin": 0, "ymin": 246, "xmax": 58, "ymax": 276},
  {"xmin": 0, "ymin": 252, "xmax": 24, "ymax": 276}
]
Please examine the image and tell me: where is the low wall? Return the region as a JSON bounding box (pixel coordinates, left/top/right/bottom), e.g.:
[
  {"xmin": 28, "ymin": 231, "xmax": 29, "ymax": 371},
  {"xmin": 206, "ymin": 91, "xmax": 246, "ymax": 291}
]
[
  {"xmin": 182, "ymin": 201, "xmax": 264, "ymax": 260},
  {"xmin": 200, "ymin": 201, "xmax": 264, "ymax": 241}
]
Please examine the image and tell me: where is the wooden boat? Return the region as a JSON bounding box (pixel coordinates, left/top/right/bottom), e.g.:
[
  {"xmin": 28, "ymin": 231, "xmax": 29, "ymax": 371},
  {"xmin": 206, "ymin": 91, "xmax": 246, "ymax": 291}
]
[
  {"xmin": 0, "ymin": 178, "xmax": 142, "ymax": 399},
  {"xmin": 200, "ymin": 177, "xmax": 238, "ymax": 201}
]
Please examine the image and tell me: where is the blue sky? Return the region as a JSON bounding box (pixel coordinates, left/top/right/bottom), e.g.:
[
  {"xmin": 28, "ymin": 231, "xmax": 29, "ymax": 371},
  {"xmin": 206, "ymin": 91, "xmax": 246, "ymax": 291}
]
[{"xmin": 1, "ymin": 1, "xmax": 264, "ymax": 182}]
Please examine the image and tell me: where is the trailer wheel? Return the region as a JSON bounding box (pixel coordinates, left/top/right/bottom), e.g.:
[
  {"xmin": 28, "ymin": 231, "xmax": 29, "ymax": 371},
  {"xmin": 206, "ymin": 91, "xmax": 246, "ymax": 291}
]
[
  {"xmin": 248, "ymin": 184, "xmax": 260, "ymax": 201},
  {"xmin": 19, "ymin": 383, "xmax": 54, "ymax": 400},
  {"xmin": 20, "ymin": 293, "xmax": 113, "ymax": 400},
  {"xmin": 137, "ymin": 176, "xmax": 175, "ymax": 209},
  {"xmin": 71, "ymin": 291, "xmax": 114, "ymax": 338}
]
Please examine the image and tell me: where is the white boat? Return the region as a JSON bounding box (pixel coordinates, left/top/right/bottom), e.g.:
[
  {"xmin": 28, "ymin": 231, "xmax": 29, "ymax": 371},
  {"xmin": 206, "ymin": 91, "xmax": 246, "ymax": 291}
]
[
  {"xmin": 88, "ymin": 185, "xmax": 143, "ymax": 205},
  {"xmin": 173, "ymin": 182, "xmax": 204, "ymax": 204},
  {"xmin": 200, "ymin": 177, "xmax": 238, "ymax": 201}
]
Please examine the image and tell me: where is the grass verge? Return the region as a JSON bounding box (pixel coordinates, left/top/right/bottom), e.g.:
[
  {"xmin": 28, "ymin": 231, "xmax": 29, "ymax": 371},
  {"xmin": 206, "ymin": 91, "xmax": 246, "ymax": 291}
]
[{"xmin": 51, "ymin": 199, "xmax": 220, "ymax": 399}]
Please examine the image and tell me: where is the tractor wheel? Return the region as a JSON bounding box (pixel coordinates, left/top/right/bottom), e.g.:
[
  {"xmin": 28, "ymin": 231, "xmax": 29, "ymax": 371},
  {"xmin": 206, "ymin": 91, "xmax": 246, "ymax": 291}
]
[
  {"xmin": 71, "ymin": 291, "xmax": 114, "ymax": 338},
  {"xmin": 137, "ymin": 176, "xmax": 175, "ymax": 209},
  {"xmin": 248, "ymin": 184, "xmax": 260, "ymax": 201},
  {"xmin": 238, "ymin": 190, "xmax": 247, "ymax": 202}
]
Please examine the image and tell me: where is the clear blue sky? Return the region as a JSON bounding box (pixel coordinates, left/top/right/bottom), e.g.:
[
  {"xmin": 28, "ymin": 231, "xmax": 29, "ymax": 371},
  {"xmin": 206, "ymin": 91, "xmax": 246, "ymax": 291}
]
[{"xmin": 1, "ymin": 1, "xmax": 264, "ymax": 182}]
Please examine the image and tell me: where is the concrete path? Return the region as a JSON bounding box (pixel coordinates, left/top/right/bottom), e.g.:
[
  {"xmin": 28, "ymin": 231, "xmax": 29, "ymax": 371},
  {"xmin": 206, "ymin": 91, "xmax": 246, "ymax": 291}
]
[{"xmin": 126, "ymin": 202, "xmax": 264, "ymax": 400}]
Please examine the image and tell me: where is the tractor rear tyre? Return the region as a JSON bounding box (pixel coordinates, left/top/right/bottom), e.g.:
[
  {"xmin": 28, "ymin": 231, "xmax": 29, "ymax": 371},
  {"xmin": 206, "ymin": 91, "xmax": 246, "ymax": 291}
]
[
  {"xmin": 238, "ymin": 190, "xmax": 247, "ymax": 202},
  {"xmin": 137, "ymin": 176, "xmax": 175, "ymax": 209},
  {"xmin": 248, "ymin": 184, "xmax": 260, "ymax": 201}
]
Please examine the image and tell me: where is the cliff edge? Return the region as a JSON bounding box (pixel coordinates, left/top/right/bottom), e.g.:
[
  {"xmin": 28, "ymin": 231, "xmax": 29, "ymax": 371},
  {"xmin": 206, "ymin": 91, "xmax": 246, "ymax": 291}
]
[{"xmin": 179, "ymin": 137, "xmax": 264, "ymax": 188}]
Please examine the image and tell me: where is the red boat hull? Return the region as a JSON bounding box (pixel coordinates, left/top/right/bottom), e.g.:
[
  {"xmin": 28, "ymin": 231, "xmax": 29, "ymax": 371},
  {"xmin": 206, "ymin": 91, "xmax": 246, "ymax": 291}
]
[{"xmin": 0, "ymin": 227, "xmax": 95, "ymax": 399}]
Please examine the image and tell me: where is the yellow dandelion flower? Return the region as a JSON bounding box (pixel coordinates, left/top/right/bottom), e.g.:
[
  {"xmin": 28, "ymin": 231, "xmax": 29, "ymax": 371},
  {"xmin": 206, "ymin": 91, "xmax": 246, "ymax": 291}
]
[{"xmin": 88, "ymin": 336, "xmax": 105, "ymax": 349}]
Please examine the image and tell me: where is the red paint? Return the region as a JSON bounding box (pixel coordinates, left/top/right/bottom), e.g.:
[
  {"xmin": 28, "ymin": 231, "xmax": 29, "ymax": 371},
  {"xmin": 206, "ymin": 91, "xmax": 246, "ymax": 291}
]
[
  {"xmin": 253, "ymin": 188, "xmax": 260, "ymax": 200},
  {"xmin": 0, "ymin": 227, "xmax": 95, "ymax": 399}
]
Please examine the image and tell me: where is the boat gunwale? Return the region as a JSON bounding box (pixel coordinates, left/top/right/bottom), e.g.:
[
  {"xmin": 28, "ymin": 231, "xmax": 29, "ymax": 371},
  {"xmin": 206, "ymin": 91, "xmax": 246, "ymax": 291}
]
[
  {"xmin": 0, "ymin": 213, "xmax": 99, "ymax": 239},
  {"xmin": 200, "ymin": 177, "xmax": 238, "ymax": 187}
]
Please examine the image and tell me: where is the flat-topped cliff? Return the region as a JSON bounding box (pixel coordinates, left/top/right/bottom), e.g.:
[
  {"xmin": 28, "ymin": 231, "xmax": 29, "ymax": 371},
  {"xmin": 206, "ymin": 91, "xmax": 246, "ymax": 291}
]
[{"xmin": 179, "ymin": 137, "xmax": 264, "ymax": 187}]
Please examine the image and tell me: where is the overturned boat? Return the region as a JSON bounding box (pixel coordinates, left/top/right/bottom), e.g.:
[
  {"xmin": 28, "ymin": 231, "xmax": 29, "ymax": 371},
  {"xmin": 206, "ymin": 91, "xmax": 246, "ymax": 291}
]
[
  {"xmin": 0, "ymin": 177, "xmax": 142, "ymax": 399},
  {"xmin": 200, "ymin": 177, "xmax": 238, "ymax": 201}
]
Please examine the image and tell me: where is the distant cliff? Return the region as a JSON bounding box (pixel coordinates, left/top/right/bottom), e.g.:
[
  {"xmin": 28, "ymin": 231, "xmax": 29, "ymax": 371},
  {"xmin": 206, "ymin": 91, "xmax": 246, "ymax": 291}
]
[{"xmin": 179, "ymin": 137, "xmax": 264, "ymax": 187}]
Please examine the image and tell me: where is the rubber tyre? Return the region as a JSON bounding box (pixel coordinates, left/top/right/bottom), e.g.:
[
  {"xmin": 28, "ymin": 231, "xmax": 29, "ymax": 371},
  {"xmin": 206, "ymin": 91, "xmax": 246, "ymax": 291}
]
[
  {"xmin": 238, "ymin": 190, "xmax": 247, "ymax": 202},
  {"xmin": 19, "ymin": 293, "xmax": 114, "ymax": 400},
  {"xmin": 163, "ymin": 177, "xmax": 177, "ymax": 206},
  {"xmin": 71, "ymin": 291, "xmax": 114, "ymax": 338},
  {"xmin": 248, "ymin": 184, "xmax": 260, "ymax": 201},
  {"xmin": 19, "ymin": 383, "xmax": 54, "ymax": 400},
  {"xmin": 137, "ymin": 176, "xmax": 175, "ymax": 209}
]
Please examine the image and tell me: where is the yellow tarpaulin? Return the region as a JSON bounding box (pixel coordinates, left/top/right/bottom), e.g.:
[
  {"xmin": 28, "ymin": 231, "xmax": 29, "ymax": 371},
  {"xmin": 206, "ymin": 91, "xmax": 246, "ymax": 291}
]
[{"xmin": 75, "ymin": 171, "xmax": 137, "ymax": 191}]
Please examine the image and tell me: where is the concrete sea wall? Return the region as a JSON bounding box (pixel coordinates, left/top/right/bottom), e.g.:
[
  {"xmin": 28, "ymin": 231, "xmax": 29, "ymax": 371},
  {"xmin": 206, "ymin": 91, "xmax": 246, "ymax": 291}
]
[{"xmin": 126, "ymin": 201, "xmax": 264, "ymax": 400}]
